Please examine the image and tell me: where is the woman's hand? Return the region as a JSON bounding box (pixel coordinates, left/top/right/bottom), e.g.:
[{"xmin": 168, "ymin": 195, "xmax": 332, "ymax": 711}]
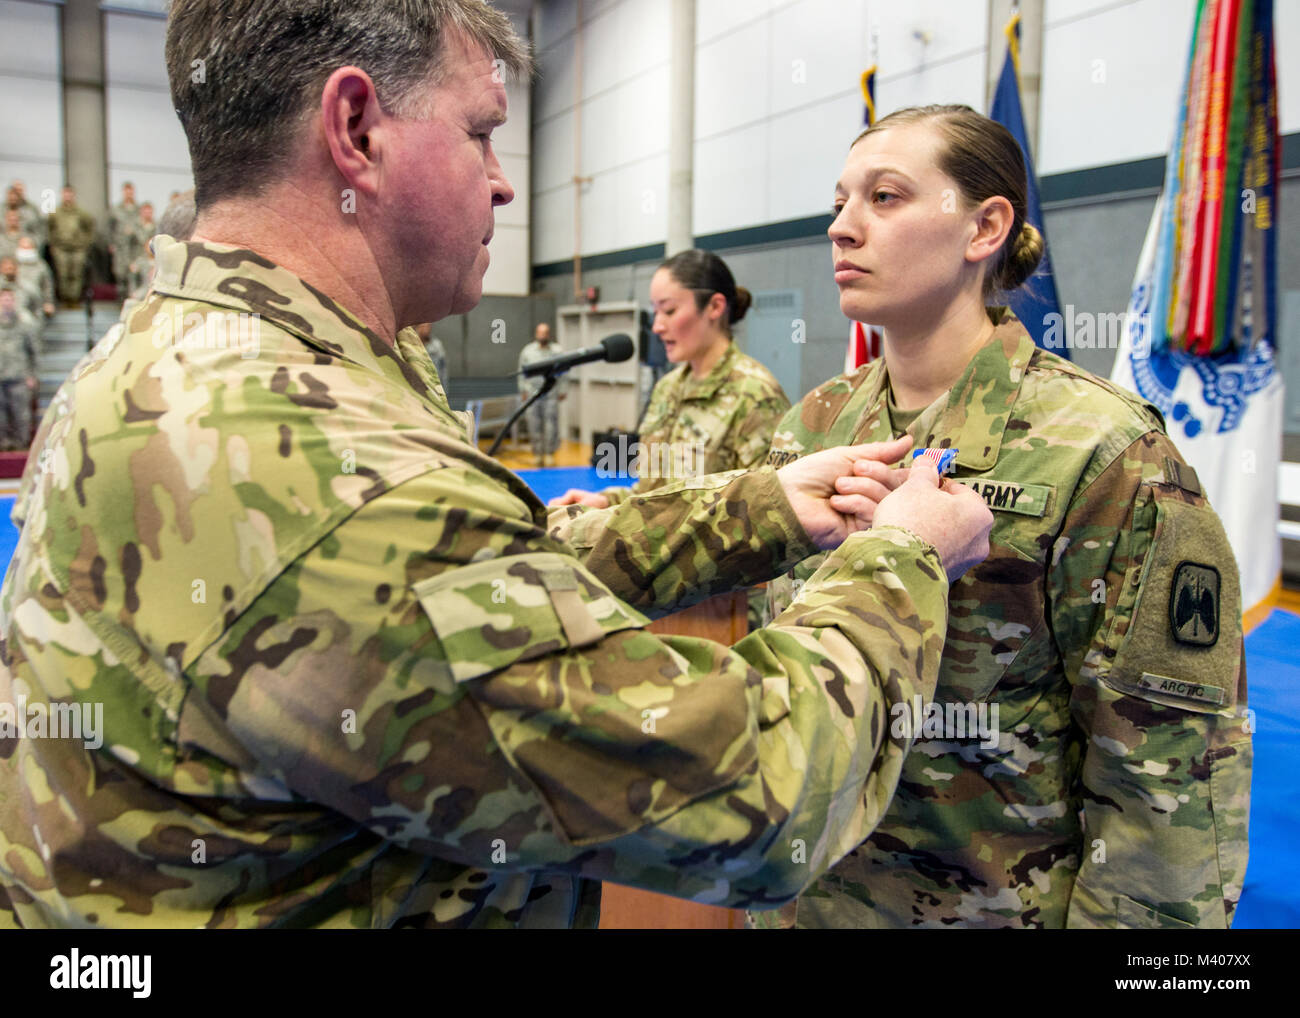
[{"xmin": 548, "ymin": 489, "xmax": 610, "ymax": 509}]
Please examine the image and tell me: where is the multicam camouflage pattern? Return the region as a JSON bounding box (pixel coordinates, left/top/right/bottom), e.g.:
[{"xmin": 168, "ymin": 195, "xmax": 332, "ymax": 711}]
[
  {"xmin": 0, "ymin": 301, "xmax": 37, "ymax": 380},
  {"xmin": 754, "ymin": 320, "xmax": 1251, "ymax": 929},
  {"xmin": 0, "ymin": 236, "xmax": 953, "ymax": 928},
  {"xmin": 109, "ymin": 201, "xmax": 142, "ymax": 285},
  {"xmin": 602, "ymin": 341, "xmax": 789, "ymax": 504}
]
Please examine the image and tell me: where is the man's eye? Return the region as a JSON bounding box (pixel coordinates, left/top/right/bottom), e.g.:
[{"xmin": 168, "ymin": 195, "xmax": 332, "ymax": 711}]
[{"xmin": 873, "ymin": 191, "xmax": 896, "ymax": 204}]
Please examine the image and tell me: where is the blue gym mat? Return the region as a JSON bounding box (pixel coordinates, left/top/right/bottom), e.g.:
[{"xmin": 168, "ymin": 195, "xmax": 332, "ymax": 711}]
[{"xmin": 0, "ymin": 480, "xmax": 1294, "ymax": 928}]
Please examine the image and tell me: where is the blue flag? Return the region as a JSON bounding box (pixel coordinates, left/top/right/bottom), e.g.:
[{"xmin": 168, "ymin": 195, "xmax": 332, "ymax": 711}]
[{"xmin": 989, "ymin": 15, "xmax": 1066, "ymax": 357}]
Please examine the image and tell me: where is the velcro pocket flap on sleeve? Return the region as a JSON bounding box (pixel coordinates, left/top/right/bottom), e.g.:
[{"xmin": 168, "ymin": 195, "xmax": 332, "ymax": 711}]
[
  {"xmin": 412, "ymin": 552, "xmax": 648, "ymax": 683},
  {"xmin": 1101, "ymin": 485, "xmax": 1242, "ymax": 714}
]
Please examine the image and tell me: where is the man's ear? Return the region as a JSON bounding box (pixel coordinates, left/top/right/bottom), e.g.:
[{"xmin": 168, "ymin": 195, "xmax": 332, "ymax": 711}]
[
  {"xmin": 965, "ymin": 195, "xmax": 1014, "ymax": 267},
  {"xmin": 320, "ymin": 65, "xmax": 386, "ymax": 199}
]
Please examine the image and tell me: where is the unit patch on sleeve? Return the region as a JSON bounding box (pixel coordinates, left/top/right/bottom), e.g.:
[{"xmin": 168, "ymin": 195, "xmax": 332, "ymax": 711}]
[{"xmin": 1169, "ymin": 561, "xmax": 1220, "ymax": 647}]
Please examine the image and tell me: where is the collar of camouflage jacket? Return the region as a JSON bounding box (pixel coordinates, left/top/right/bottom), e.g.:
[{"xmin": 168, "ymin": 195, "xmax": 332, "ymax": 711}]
[
  {"xmin": 149, "ymin": 235, "xmax": 460, "ymax": 430},
  {"xmin": 674, "ymin": 338, "xmax": 739, "ymax": 402},
  {"xmin": 857, "ymin": 319, "xmax": 1036, "ymax": 472}
]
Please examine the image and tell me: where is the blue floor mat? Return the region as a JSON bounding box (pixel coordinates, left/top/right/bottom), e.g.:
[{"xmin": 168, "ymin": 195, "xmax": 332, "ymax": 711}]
[
  {"xmin": 1233, "ymin": 608, "xmax": 1300, "ymax": 929},
  {"xmin": 0, "ymin": 478, "xmax": 1293, "ymax": 927}
]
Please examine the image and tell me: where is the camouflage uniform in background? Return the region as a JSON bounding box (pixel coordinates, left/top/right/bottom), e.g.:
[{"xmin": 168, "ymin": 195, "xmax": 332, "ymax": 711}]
[
  {"xmin": 0, "ymin": 236, "xmax": 954, "ymax": 928},
  {"xmin": 0, "ymin": 297, "xmax": 37, "ymax": 448},
  {"xmin": 601, "ymin": 342, "xmax": 789, "ymax": 504},
  {"xmin": 48, "ymin": 203, "xmax": 95, "ymax": 303},
  {"xmin": 109, "ymin": 200, "xmax": 141, "ymax": 287},
  {"xmin": 753, "ymin": 319, "xmax": 1251, "ymax": 929},
  {"xmin": 517, "ymin": 338, "xmax": 567, "ymax": 458},
  {"xmin": 15, "ymin": 251, "xmax": 55, "ymax": 318},
  {"xmin": 17, "ymin": 198, "xmax": 47, "ymax": 251}
]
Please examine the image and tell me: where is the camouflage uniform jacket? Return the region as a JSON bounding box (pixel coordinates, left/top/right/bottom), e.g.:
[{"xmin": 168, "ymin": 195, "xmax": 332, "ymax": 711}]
[
  {"xmin": 0, "ymin": 237, "xmax": 954, "ymax": 928},
  {"xmin": 604, "ymin": 341, "xmax": 789, "ymax": 504},
  {"xmin": 48, "ymin": 205, "xmax": 95, "ymax": 251},
  {"xmin": 0, "ymin": 306, "xmax": 37, "ymax": 380},
  {"xmin": 516, "ymin": 339, "xmax": 569, "ymax": 399},
  {"xmin": 757, "ymin": 320, "xmax": 1250, "ymax": 929}
]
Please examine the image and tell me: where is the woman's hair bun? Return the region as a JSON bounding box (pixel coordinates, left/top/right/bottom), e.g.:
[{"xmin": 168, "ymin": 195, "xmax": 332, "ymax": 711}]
[{"xmin": 732, "ymin": 286, "xmax": 752, "ymax": 323}]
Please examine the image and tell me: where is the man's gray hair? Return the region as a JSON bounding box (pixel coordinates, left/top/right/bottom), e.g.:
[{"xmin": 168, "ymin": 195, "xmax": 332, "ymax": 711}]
[
  {"xmin": 158, "ymin": 190, "xmax": 197, "ymax": 241},
  {"xmin": 166, "ymin": 0, "xmax": 532, "ymax": 208}
]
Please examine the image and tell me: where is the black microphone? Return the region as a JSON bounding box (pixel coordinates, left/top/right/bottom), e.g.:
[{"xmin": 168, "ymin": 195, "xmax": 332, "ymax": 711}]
[{"xmin": 518, "ymin": 333, "xmax": 635, "ymax": 378}]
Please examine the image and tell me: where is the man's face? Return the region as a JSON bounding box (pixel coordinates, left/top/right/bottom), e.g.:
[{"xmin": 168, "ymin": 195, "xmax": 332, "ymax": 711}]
[
  {"xmin": 4, "ymin": 210, "xmax": 18, "ymax": 232},
  {"xmin": 0, "ymin": 291, "xmax": 15, "ymax": 318},
  {"xmin": 4, "ymin": 188, "xmax": 17, "ymax": 209},
  {"xmin": 381, "ymin": 32, "xmax": 514, "ymax": 323},
  {"xmin": 123, "ymin": 184, "xmax": 135, "ymax": 204},
  {"xmin": 140, "ymin": 204, "xmax": 154, "ymax": 224},
  {"xmin": 0, "ymin": 258, "xmax": 15, "ymax": 282},
  {"xmin": 535, "ymin": 324, "xmax": 551, "ymax": 345},
  {"xmin": 62, "ymin": 187, "xmax": 75, "ymax": 206}
]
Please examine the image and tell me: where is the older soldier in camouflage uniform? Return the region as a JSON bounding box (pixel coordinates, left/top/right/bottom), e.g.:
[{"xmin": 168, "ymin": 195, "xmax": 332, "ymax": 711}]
[
  {"xmin": 753, "ymin": 105, "xmax": 1250, "ymax": 930},
  {"xmin": 0, "ymin": 0, "xmax": 992, "ymax": 929},
  {"xmin": 517, "ymin": 321, "xmax": 567, "ymax": 462},
  {"xmin": 0, "ymin": 286, "xmax": 37, "ymax": 449}
]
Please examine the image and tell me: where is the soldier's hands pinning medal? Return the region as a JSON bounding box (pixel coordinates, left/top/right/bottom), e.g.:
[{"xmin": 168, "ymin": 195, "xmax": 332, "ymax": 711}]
[
  {"xmin": 873, "ymin": 458, "xmax": 993, "ymax": 582},
  {"xmin": 776, "ymin": 435, "xmax": 915, "ymax": 548}
]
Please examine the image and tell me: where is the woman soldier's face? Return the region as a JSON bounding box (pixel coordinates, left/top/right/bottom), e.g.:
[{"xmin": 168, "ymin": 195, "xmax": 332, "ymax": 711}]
[
  {"xmin": 829, "ymin": 121, "xmax": 985, "ymax": 331},
  {"xmin": 649, "ymin": 268, "xmax": 725, "ymax": 365}
]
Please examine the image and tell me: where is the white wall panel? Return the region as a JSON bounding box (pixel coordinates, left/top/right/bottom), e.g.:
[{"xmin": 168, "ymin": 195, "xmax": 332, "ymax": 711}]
[
  {"xmin": 612, "ymin": 152, "xmax": 669, "ymax": 250},
  {"xmin": 581, "ymin": 63, "xmax": 669, "ymax": 175},
  {"xmin": 496, "ymin": 79, "xmax": 532, "ymax": 158},
  {"xmin": 873, "ymin": 49, "xmax": 988, "ymax": 118},
  {"xmin": 0, "ymin": 0, "xmax": 60, "ymax": 74},
  {"xmin": 104, "ymin": 10, "xmax": 169, "ymax": 89},
  {"xmin": 770, "ymin": 0, "xmax": 868, "ymax": 116},
  {"xmin": 0, "ymin": 0, "xmax": 62, "ymax": 196},
  {"xmin": 535, "ymin": 31, "xmax": 577, "ymax": 121},
  {"xmin": 695, "ymin": 17, "xmax": 770, "ymax": 139},
  {"xmin": 1276, "ymin": 0, "xmax": 1300, "ymax": 135},
  {"xmin": 534, "ymin": 111, "xmax": 576, "ymax": 194},
  {"xmin": 482, "ymin": 223, "xmax": 529, "ymax": 295},
  {"xmin": 582, "ymin": 0, "xmax": 668, "ymax": 100},
  {"xmin": 533, "ymin": 174, "xmax": 575, "ymax": 265},
  {"xmin": 497, "ymin": 152, "xmax": 530, "ymax": 230},
  {"xmin": 693, "ymin": 121, "xmax": 768, "ymax": 236},
  {"xmin": 697, "ymin": 0, "xmax": 782, "ymax": 43},
  {"xmin": 1039, "ymin": 0, "xmax": 1197, "ymax": 174},
  {"xmin": 862, "ymin": 0, "xmax": 988, "ymax": 77},
  {"xmin": 767, "ymin": 90, "xmax": 863, "ymax": 224}
]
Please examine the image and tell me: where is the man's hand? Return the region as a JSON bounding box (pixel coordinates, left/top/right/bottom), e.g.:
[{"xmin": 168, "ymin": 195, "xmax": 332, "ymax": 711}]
[
  {"xmin": 776, "ymin": 436, "xmax": 914, "ymax": 549},
  {"xmin": 548, "ymin": 489, "xmax": 610, "ymax": 509},
  {"xmin": 874, "ymin": 460, "xmax": 992, "ymax": 582}
]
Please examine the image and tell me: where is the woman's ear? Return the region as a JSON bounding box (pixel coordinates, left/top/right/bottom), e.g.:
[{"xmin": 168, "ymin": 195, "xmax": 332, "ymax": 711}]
[
  {"xmin": 966, "ymin": 195, "xmax": 1014, "ymax": 267},
  {"xmin": 707, "ymin": 292, "xmax": 728, "ymax": 326}
]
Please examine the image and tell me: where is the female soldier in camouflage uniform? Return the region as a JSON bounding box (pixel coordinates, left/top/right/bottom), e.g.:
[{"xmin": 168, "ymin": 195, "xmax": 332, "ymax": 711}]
[
  {"xmin": 551, "ymin": 249, "xmax": 789, "ymax": 508},
  {"xmin": 755, "ymin": 105, "xmax": 1250, "ymax": 929}
]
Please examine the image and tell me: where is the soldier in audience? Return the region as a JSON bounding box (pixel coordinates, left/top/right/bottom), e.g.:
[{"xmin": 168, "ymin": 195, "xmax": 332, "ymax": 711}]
[
  {"xmin": 48, "ymin": 186, "xmax": 96, "ymax": 306},
  {"xmin": 13, "ymin": 237, "xmax": 55, "ymax": 320},
  {"xmin": 7, "ymin": 182, "xmax": 46, "ymax": 252},
  {"xmin": 108, "ymin": 181, "xmax": 141, "ymax": 290},
  {"xmin": 1, "ymin": 255, "xmax": 42, "ymax": 322},
  {"xmin": 0, "ymin": 286, "xmax": 37, "ymax": 449}
]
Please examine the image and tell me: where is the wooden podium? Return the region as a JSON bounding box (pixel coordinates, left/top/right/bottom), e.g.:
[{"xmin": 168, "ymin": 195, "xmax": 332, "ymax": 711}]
[{"xmin": 596, "ymin": 589, "xmax": 750, "ymax": 930}]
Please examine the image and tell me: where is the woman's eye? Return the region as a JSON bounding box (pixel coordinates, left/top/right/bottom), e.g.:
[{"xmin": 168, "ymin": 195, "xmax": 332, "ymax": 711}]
[
  {"xmin": 873, "ymin": 191, "xmax": 896, "ymax": 204},
  {"xmin": 830, "ymin": 203, "xmax": 845, "ymax": 217}
]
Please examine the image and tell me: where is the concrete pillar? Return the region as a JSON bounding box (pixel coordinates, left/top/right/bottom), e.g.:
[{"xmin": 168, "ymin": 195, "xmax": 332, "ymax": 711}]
[
  {"xmin": 986, "ymin": 0, "xmax": 1044, "ymax": 158},
  {"xmin": 667, "ymin": 0, "xmax": 695, "ymax": 257},
  {"xmin": 61, "ymin": 0, "xmax": 108, "ymax": 224}
]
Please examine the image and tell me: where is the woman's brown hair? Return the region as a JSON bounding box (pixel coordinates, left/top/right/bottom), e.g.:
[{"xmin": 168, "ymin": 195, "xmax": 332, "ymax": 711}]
[{"xmin": 854, "ymin": 104, "xmax": 1044, "ymax": 298}]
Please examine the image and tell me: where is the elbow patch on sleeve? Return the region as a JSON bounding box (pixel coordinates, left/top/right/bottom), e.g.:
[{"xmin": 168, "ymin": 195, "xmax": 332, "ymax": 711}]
[
  {"xmin": 413, "ymin": 551, "xmax": 649, "ymax": 685},
  {"xmin": 1094, "ymin": 483, "xmax": 1243, "ymax": 714}
]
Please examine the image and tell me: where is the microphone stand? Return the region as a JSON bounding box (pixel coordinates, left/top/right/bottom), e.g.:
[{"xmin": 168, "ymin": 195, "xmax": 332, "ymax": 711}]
[{"xmin": 488, "ymin": 370, "xmax": 560, "ymax": 460}]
